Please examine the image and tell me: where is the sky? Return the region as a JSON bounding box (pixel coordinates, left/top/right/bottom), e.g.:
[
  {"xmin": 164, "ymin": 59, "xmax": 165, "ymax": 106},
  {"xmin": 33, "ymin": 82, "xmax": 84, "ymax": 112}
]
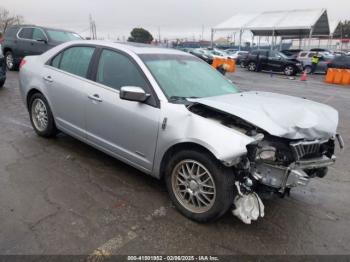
[{"xmin": 1, "ymin": 0, "xmax": 350, "ymax": 41}]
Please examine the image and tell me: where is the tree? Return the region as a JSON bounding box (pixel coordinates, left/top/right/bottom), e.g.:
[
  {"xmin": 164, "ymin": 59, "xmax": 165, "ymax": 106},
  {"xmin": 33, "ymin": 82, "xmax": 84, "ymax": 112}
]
[
  {"xmin": 334, "ymin": 20, "xmax": 350, "ymax": 38},
  {"xmin": 128, "ymin": 28, "xmax": 153, "ymax": 44},
  {"xmin": 0, "ymin": 7, "xmax": 23, "ymax": 34}
]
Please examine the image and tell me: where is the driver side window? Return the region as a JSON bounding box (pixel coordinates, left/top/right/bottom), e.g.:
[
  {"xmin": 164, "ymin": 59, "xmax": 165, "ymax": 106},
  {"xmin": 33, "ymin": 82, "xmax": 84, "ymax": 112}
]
[
  {"xmin": 32, "ymin": 28, "xmax": 47, "ymax": 41},
  {"xmin": 96, "ymin": 49, "xmax": 149, "ymax": 91}
]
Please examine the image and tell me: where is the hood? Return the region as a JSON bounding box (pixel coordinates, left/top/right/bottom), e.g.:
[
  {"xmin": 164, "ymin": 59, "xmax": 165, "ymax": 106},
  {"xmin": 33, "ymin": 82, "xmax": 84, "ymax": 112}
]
[{"xmin": 190, "ymin": 92, "xmax": 338, "ymax": 140}]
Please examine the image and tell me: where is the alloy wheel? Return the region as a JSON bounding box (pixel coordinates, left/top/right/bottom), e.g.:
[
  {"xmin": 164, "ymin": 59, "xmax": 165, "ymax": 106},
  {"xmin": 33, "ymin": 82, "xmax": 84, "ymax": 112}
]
[
  {"xmin": 171, "ymin": 160, "xmax": 216, "ymax": 214},
  {"xmin": 285, "ymin": 66, "xmax": 294, "ymax": 76},
  {"xmin": 248, "ymin": 62, "xmax": 256, "ymax": 71},
  {"xmin": 6, "ymin": 53, "xmax": 14, "ymax": 70},
  {"xmin": 31, "ymin": 98, "xmax": 49, "ymax": 132}
]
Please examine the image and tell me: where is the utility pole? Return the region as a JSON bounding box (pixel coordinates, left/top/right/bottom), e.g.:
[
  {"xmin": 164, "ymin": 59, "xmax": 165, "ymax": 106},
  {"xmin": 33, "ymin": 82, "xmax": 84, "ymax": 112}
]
[{"xmin": 89, "ymin": 14, "xmax": 97, "ymax": 40}]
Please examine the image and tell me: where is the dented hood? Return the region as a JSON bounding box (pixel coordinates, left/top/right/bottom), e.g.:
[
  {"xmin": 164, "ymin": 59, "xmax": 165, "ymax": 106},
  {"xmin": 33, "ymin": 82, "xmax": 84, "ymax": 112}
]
[{"xmin": 190, "ymin": 91, "xmax": 338, "ymax": 140}]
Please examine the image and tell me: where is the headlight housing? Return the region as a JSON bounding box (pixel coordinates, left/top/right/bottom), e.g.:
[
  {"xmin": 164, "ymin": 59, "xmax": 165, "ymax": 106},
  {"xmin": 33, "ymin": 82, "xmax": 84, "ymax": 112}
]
[{"xmin": 256, "ymin": 147, "xmax": 276, "ymax": 162}]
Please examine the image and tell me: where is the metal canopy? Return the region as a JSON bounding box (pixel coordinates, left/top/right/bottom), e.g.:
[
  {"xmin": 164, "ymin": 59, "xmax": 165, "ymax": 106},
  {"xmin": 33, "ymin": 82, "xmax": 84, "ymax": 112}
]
[{"xmin": 213, "ymin": 9, "xmax": 330, "ymax": 37}]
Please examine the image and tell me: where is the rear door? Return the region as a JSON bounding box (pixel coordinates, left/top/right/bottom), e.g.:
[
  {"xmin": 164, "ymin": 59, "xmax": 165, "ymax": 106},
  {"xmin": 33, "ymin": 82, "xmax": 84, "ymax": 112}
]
[
  {"xmin": 85, "ymin": 48, "xmax": 161, "ymax": 172},
  {"xmin": 43, "ymin": 45, "xmax": 96, "ymax": 138},
  {"xmin": 17, "ymin": 27, "xmax": 34, "ymax": 58}
]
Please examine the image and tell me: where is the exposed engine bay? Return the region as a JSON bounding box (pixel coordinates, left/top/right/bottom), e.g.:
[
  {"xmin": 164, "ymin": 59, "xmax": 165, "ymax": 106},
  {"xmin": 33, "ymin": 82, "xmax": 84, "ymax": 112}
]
[{"xmin": 188, "ymin": 103, "xmax": 343, "ymax": 224}]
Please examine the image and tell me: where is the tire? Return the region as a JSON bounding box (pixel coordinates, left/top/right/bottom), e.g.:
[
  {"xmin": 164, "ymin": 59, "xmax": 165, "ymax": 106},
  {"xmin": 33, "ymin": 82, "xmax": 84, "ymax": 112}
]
[
  {"xmin": 284, "ymin": 65, "xmax": 296, "ymax": 76},
  {"xmin": 165, "ymin": 149, "xmax": 235, "ymax": 222},
  {"xmin": 5, "ymin": 51, "xmax": 17, "ymax": 71},
  {"xmin": 240, "ymin": 60, "xmax": 246, "ymax": 68},
  {"xmin": 247, "ymin": 61, "xmax": 257, "ymax": 72},
  {"xmin": 304, "ymin": 65, "xmax": 312, "ymax": 74},
  {"xmin": 0, "ymin": 79, "xmax": 4, "ymax": 88},
  {"xmin": 29, "ymin": 93, "xmax": 58, "ymax": 137}
]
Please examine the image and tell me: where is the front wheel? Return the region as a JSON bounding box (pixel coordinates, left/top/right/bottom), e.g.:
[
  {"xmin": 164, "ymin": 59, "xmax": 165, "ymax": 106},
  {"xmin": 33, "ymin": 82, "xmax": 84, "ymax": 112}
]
[
  {"xmin": 29, "ymin": 93, "xmax": 58, "ymax": 137},
  {"xmin": 247, "ymin": 61, "xmax": 257, "ymax": 72},
  {"xmin": 165, "ymin": 149, "xmax": 235, "ymax": 222},
  {"xmin": 284, "ymin": 65, "xmax": 296, "ymax": 76}
]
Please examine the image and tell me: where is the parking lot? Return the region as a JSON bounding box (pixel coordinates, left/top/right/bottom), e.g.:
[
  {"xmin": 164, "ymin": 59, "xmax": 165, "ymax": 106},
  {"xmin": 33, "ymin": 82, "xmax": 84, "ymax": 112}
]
[{"xmin": 0, "ymin": 69, "xmax": 349, "ymax": 255}]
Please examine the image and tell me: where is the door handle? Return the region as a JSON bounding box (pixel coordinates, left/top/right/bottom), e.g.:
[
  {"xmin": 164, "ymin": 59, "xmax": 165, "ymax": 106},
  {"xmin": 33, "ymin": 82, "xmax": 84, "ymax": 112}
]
[
  {"xmin": 43, "ymin": 76, "xmax": 53, "ymax": 83},
  {"xmin": 88, "ymin": 94, "xmax": 103, "ymax": 102}
]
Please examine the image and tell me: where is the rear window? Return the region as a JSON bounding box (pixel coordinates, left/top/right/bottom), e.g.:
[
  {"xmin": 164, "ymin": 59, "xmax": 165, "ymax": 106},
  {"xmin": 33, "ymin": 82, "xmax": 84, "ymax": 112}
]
[
  {"xmin": 18, "ymin": 28, "xmax": 33, "ymax": 39},
  {"xmin": 56, "ymin": 46, "xmax": 95, "ymax": 78}
]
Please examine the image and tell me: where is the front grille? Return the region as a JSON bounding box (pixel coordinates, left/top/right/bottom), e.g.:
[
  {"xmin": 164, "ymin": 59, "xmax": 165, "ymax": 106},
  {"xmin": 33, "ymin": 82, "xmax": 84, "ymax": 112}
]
[{"xmin": 290, "ymin": 140, "xmax": 325, "ymax": 160}]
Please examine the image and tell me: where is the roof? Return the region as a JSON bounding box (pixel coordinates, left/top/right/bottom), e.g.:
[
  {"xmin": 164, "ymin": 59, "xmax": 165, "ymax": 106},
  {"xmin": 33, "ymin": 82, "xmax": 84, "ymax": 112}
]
[
  {"xmin": 329, "ymin": 20, "xmax": 340, "ymax": 35},
  {"xmin": 213, "ymin": 9, "xmax": 330, "ymax": 37},
  {"xmin": 68, "ymin": 40, "xmax": 189, "ymax": 55}
]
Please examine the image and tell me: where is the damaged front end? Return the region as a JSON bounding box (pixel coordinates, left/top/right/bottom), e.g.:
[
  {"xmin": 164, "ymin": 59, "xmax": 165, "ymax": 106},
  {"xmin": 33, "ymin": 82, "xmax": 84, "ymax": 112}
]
[
  {"xmin": 232, "ymin": 133, "xmax": 342, "ymax": 224},
  {"xmin": 188, "ymin": 102, "xmax": 343, "ymax": 224}
]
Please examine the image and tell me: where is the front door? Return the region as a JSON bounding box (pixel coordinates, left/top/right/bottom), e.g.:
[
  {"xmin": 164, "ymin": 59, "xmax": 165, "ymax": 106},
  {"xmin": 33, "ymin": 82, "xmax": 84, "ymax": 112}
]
[
  {"xmin": 85, "ymin": 49, "xmax": 160, "ymax": 172},
  {"xmin": 267, "ymin": 51, "xmax": 284, "ymax": 71}
]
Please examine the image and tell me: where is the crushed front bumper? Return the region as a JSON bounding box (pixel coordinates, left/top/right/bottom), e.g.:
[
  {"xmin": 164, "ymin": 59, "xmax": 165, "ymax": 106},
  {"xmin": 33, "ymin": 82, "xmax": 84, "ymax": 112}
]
[{"xmin": 253, "ymin": 155, "xmax": 336, "ymax": 193}]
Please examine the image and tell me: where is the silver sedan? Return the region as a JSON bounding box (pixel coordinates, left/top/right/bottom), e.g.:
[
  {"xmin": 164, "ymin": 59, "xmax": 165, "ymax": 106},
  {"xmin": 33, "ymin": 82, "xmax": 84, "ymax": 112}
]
[{"xmin": 19, "ymin": 41, "xmax": 342, "ymax": 224}]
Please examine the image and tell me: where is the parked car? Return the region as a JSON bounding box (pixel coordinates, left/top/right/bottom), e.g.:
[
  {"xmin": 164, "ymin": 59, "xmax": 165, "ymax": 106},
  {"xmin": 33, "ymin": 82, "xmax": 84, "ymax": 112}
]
[
  {"xmin": 328, "ymin": 55, "xmax": 350, "ymax": 69},
  {"xmin": 297, "ymin": 51, "xmax": 333, "ymax": 74},
  {"xmin": 1, "ymin": 25, "xmax": 82, "ymax": 71},
  {"xmin": 0, "ymin": 45, "xmax": 6, "ymax": 88},
  {"xmin": 19, "ymin": 41, "xmax": 342, "ymax": 224},
  {"xmin": 230, "ymin": 51, "xmax": 249, "ymax": 66},
  {"xmin": 244, "ymin": 50, "xmax": 303, "ymax": 76},
  {"xmin": 189, "ymin": 48, "xmax": 213, "ymax": 64},
  {"xmin": 224, "ymin": 49, "xmax": 238, "ymax": 54}
]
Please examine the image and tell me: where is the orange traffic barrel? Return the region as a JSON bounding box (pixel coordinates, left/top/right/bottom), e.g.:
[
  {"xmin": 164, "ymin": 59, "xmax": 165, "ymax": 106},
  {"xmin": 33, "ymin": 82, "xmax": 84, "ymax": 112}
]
[
  {"xmin": 341, "ymin": 70, "xmax": 350, "ymax": 85},
  {"xmin": 211, "ymin": 58, "xmax": 219, "ymax": 68},
  {"xmin": 325, "ymin": 68, "xmax": 336, "ymax": 83},
  {"xmin": 224, "ymin": 59, "xmax": 236, "ymax": 73},
  {"xmin": 333, "ymin": 69, "xmax": 343, "ymax": 84}
]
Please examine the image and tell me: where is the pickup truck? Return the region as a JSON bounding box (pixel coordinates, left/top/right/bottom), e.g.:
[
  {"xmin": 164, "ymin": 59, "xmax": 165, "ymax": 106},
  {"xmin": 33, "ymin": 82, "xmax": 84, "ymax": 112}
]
[{"xmin": 243, "ymin": 50, "xmax": 303, "ymax": 76}]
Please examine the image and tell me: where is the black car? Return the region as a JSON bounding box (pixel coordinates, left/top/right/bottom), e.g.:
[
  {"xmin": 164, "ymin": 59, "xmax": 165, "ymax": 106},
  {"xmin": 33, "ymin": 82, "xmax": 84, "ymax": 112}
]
[
  {"xmin": 244, "ymin": 50, "xmax": 303, "ymax": 76},
  {"xmin": 1, "ymin": 25, "xmax": 82, "ymax": 71},
  {"xmin": 328, "ymin": 55, "xmax": 350, "ymax": 69},
  {"xmin": 0, "ymin": 46, "xmax": 6, "ymax": 88}
]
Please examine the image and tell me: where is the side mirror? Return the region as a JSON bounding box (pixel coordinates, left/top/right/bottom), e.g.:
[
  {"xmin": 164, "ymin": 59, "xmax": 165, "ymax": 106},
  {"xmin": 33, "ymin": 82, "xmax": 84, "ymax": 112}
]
[{"xmin": 120, "ymin": 86, "xmax": 150, "ymax": 102}]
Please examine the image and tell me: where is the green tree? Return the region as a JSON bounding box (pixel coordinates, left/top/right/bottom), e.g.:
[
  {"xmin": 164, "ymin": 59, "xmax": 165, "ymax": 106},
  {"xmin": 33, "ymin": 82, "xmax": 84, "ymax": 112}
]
[
  {"xmin": 334, "ymin": 20, "xmax": 350, "ymax": 38},
  {"xmin": 128, "ymin": 28, "xmax": 153, "ymax": 44}
]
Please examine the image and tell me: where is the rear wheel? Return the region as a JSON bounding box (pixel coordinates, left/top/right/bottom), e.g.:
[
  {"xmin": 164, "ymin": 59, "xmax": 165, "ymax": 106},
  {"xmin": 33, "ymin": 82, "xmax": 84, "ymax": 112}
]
[
  {"xmin": 284, "ymin": 65, "xmax": 296, "ymax": 76},
  {"xmin": 165, "ymin": 149, "xmax": 235, "ymax": 222},
  {"xmin": 29, "ymin": 93, "xmax": 58, "ymax": 137},
  {"xmin": 5, "ymin": 51, "xmax": 16, "ymax": 71},
  {"xmin": 0, "ymin": 79, "xmax": 5, "ymax": 88},
  {"xmin": 247, "ymin": 61, "xmax": 257, "ymax": 71}
]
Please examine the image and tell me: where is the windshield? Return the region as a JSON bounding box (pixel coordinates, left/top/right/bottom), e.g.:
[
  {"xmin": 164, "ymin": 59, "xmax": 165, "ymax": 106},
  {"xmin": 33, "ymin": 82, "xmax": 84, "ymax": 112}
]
[
  {"xmin": 277, "ymin": 52, "xmax": 289, "ymax": 59},
  {"xmin": 140, "ymin": 54, "xmax": 239, "ymax": 101},
  {"xmin": 45, "ymin": 29, "xmax": 81, "ymax": 42}
]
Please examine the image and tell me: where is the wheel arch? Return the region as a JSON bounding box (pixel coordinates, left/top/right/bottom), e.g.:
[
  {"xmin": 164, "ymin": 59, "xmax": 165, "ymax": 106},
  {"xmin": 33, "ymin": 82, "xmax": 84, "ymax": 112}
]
[
  {"xmin": 158, "ymin": 142, "xmax": 220, "ymax": 180},
  {"xmin": 26, "ymin": 88, "xmax": 43, "ymax": 111},
  {"xmin": 3, "ymin": 47, "xmax": 12, "ymax": 54}
]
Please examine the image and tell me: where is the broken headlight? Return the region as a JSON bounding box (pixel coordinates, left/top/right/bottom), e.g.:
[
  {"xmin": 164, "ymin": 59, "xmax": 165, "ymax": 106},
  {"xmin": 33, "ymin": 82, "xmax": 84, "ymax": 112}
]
[{"xmin": 256, "ymin": 147, "xmax": 276, "ymax": 162}]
